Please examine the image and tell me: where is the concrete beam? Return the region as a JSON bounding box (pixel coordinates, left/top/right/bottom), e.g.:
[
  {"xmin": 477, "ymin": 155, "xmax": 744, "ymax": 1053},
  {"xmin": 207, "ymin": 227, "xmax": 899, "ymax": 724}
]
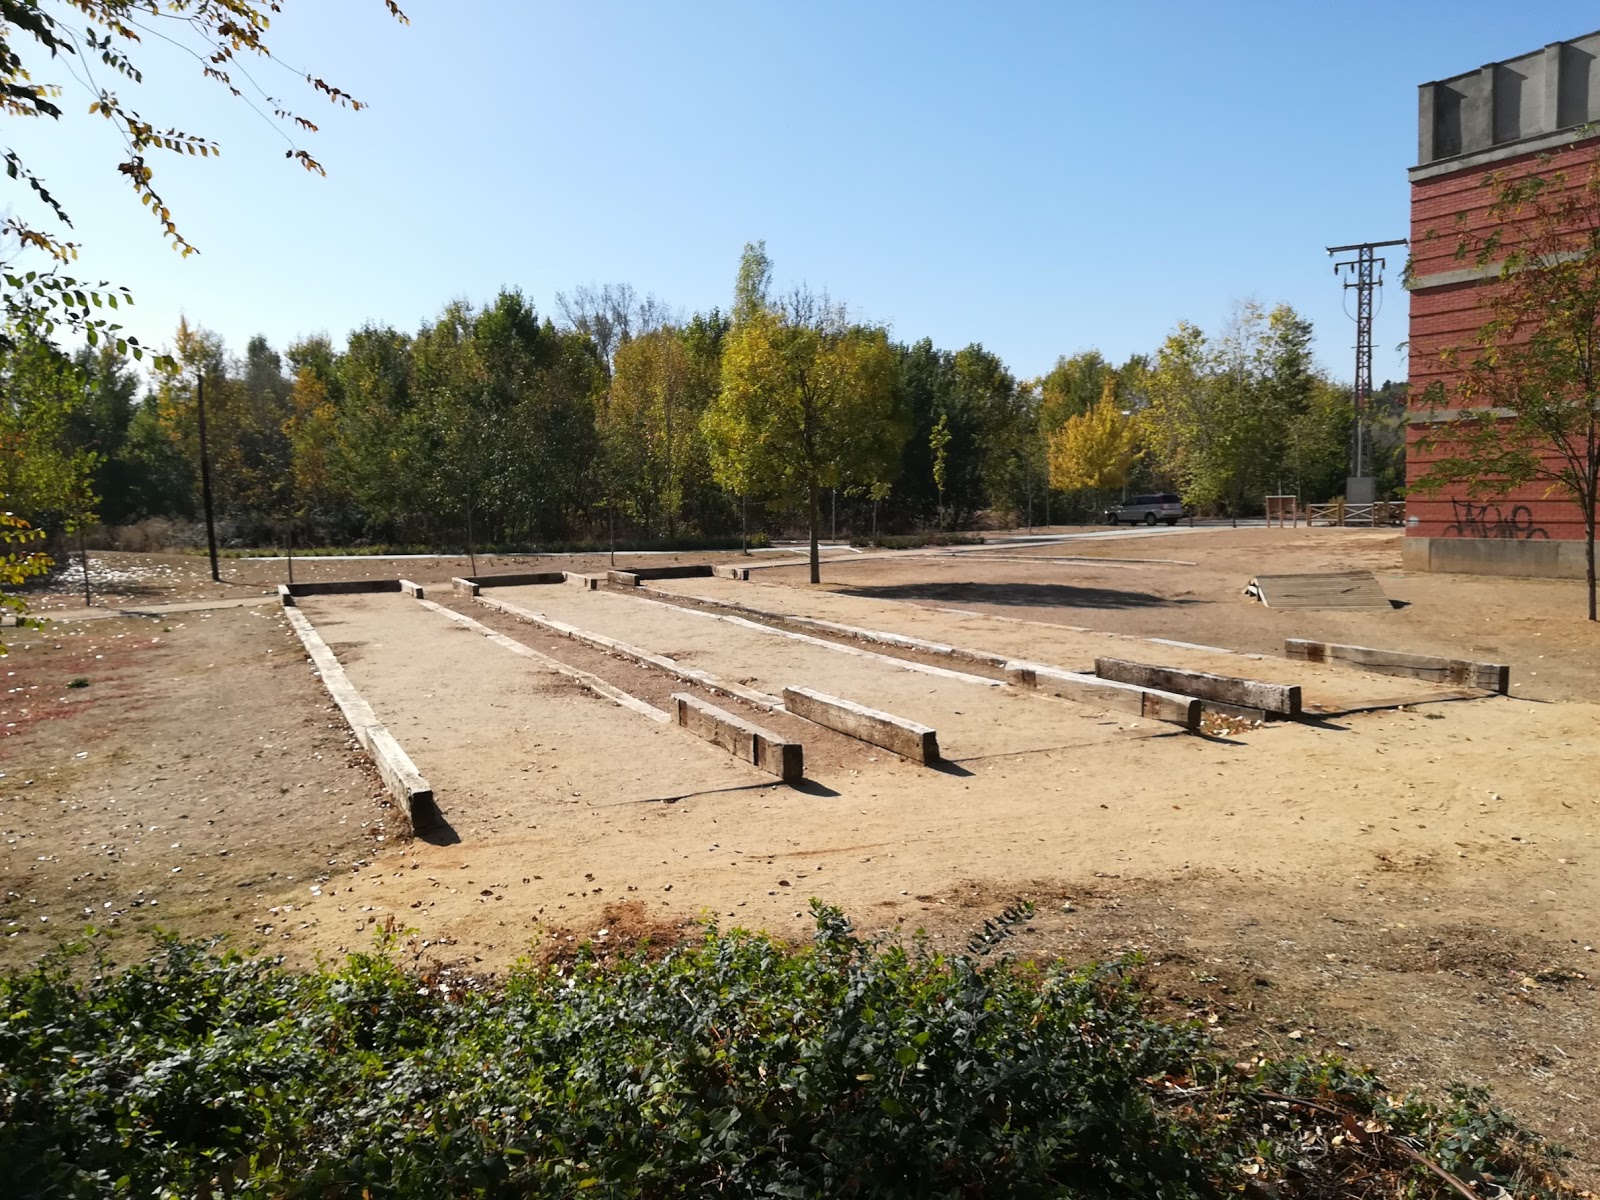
[
  {"xmin": 399, "ymin": 579, "xmax": 425, "ymax": 599},
  {"xmin": 282, "ymin": 605, "xmax": 438, "ymax": 831},
  {"xmin": 781, "ymin": 685, "xmax": 939, "ymax": 764},
  {"xmin": 1093, "ymin": 656, "xmax": 1302, "ymax": 718},
  {"xmin": 712, "ymin": 565, "xmax": 751, "ymax": 580},
  {"xmin": 607, "ymin": 570, "xmax": 641, "ymax": 587},
  {"xmin": 451, "ymin": 577, "xmax": 480, "ymax": 597},
  {"xmin": 672, "ymin": 692, "xmax": 803, "ymax": 784},
  {"xmin": 1284, "ymin": 638, "xmax": 1510, "ymax": 694},
  {"xmin": 277, "ymin": 583, "xmax": 294, "ymax": 607},
  {"xmin": 563, "ymin": 571, "xmax": 603, "ymax": 590},
  {"xmin": 1005, "ymin": 661, "xmax": 1202, "ymax": 729}
]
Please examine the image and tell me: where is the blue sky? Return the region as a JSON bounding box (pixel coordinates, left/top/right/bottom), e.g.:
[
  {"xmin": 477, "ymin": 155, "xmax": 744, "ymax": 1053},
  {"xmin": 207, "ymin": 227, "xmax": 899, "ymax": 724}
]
[{"xmin": 11, "ymin": 1, "xmax": 1600, "ymax": 383}]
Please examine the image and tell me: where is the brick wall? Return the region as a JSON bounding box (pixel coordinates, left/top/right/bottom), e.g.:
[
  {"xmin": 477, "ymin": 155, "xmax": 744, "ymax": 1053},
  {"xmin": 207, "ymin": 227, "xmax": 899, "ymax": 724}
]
[{"xmin": 1406, "ymin": 136, "xmax": 1600, "ymax": 541}]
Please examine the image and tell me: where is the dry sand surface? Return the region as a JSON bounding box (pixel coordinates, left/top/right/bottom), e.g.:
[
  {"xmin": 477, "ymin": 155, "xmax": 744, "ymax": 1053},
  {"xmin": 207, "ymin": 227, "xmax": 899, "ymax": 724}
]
[
  {"xmin": 646, "ymin": 576, "xmax": 1465, "ymax": 714},
  {"xmin": 4, "ymin": 527, "xmax": 1599, "ymax": 1180},
  {"xmin": 757, "ymin": 527, "xmax": 1598, "ymax": 702}
]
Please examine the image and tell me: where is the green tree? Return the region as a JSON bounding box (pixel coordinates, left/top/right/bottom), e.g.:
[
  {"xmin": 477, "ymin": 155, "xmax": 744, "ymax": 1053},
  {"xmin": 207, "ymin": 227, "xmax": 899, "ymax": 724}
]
[
  {"xmin": 0, "ymin": 332, "xmax": 101, "ymax": 548},
  {"xmin": 1283, "ymin": 381, "xmax": 1355, "ymax": 504},
  {"xmin": 929, "ymin": 413, "xmax": 951, "ymax": 528},
  {"xmin": 1140, "ymin": 303, "xmax": 1324, "ymax": 517},
  {"xmin": 283, "ymin": 336, "xmax": 352, "ymax": 541},
  {"xmin": 893, "ymin": 340, "xmax": 1015, "ymax": 530},
  {"xmin": 332, "ymin": 324, "xmax": 424, "ymax": 540},
  {"xmin": 1414, "ymin": 155, "xmax": 1600, "ymax": 620},
  {"xmin": 705, "ymin": 248, "xmax": 906, "ymax": 583},
  {"xmin": 984, "ymin": 377, "xmax": 1047, "ymax": 527},
  {"xmin": 608, "ymin": 328, "xmax": 698, "ymax": 538}
]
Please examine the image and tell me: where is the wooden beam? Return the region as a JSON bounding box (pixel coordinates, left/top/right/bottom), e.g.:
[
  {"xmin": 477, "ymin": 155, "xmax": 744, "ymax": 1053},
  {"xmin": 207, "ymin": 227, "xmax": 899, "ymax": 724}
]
[
  {"xmin": 285, "ymin": 579, "xmax": 403, "ymax": 598},
  {"xmin": 1004, "ymin": 661, "xmax": 1201, "ymax": 729},
  {"xmin": 627, "ymin": 564, "xmax": 715, "ymax": 581},
  {"xmin": 1094, "ymin": 656, "xmax": 1302, "ymax": 717},
  {"xmin": 470, "ymin": 571, "xmax": 566, "ymax": 588},
  {"xmin": 781, "ymin": 685, "xmax": 939, "ymax": 764},
  {"xmin": 1284, "ymin": 639, "xmax": 1509, "ymax": 694},
  {"xmin": 672, "ymin": 693, "xmax": 803, "ymax": 784}
]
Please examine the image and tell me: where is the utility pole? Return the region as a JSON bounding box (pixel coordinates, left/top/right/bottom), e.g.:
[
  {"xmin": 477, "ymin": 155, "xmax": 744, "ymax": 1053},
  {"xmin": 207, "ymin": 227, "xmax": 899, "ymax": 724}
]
[
  {"xmin": 1327, "ymin": 239, "xmax": 1406, "ymax": 504},
  {"xmin": 196, "ymin": 373, "xmax": 221, "ymax": 582}
]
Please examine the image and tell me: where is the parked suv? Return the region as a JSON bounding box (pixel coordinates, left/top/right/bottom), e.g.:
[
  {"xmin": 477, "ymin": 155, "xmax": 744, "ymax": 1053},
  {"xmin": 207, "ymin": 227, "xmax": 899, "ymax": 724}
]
[{"xmin": 1103, "ymin": 493, "xmax": 1185, "ymax": 526}]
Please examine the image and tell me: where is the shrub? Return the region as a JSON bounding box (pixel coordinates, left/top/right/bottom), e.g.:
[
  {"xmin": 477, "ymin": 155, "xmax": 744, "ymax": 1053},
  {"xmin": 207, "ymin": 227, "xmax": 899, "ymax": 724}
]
[{"xmin": 0, "ymin": 907, "xmax": 1569, "ymax": 1198}]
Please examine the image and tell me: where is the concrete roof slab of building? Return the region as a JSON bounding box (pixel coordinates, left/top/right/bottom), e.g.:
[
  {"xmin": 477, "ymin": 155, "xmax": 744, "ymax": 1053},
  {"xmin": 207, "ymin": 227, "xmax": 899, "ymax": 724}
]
[{"xmin": 1414, "ymin": 29, "xmax": 1600, "ymax": 180}]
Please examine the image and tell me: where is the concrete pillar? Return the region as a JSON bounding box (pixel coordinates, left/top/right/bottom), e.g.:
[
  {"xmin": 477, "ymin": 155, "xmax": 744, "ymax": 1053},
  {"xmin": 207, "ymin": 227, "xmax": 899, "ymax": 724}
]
[
  {"xmin": 1541, "ymin": 43, "xmax": 1563, "ymax": 134},
  {"xmin": 1417, "ymin": 83, "xmax": 1437, "ymax": 164},
  {"xmin": 1462, "ymin": 66, "xmax": 1494, "ymax": 152}
]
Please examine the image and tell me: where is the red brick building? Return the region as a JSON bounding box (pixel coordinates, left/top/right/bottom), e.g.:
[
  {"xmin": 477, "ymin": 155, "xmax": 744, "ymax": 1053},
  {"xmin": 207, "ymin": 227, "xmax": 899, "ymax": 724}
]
[{"xmin": 1405, "ymin": 31, "xmax": 1599, "ymax": 578}]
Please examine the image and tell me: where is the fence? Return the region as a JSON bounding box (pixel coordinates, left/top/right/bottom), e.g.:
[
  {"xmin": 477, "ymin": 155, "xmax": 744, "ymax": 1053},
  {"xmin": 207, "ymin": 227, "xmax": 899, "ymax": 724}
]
[{"xmin": 1305, "ymin": 500, "xmax": 1406, "ymax": 527}]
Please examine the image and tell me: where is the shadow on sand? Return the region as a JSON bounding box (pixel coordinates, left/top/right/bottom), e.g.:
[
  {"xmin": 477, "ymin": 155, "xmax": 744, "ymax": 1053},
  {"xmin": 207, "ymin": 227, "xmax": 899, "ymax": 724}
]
[{"xmin": 839, "ymin": 581, "xmax": 1198, "ymax": 612}]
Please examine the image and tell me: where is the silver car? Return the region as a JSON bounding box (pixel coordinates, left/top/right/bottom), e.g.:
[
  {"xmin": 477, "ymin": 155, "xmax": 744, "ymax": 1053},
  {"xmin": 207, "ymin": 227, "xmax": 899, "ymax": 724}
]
[{"xmin": 1104, "ymin": 493, "xmax": 1185, "ymax": 526}]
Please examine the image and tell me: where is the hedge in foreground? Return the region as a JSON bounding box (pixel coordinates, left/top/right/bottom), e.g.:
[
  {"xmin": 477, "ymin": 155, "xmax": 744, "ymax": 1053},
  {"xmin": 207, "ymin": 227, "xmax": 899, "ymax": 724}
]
[{"xmin": 0, "ymin": 905, "xmax": 1570, "ymax": 1198}]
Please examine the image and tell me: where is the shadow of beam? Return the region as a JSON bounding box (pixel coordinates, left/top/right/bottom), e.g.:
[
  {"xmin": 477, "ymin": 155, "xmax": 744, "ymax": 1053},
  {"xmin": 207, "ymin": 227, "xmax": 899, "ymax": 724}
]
[{"xmin": 839, "ymin": 581, "xmax": 1198, "ymax": 611}]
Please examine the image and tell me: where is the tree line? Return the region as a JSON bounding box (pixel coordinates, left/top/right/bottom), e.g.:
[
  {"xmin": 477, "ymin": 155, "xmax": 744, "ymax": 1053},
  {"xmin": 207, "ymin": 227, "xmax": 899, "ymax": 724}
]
[{"xmin": 0, "ymin": 244, "xmax": 1402, "ymax": 571}]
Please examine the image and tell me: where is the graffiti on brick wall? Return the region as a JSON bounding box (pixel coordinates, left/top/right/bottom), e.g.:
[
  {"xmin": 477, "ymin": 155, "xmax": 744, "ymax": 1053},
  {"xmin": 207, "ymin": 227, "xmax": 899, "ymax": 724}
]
[{"xmin": 1442, "ymin": 500, "xmax": 1550, "ymax": 539}]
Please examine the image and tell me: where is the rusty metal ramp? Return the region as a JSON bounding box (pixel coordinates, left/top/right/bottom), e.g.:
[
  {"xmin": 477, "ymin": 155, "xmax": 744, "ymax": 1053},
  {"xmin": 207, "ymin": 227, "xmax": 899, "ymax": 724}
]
[{"xmin": 1245, "ymin": 570, "xmax": 1391, "ymax": 610}]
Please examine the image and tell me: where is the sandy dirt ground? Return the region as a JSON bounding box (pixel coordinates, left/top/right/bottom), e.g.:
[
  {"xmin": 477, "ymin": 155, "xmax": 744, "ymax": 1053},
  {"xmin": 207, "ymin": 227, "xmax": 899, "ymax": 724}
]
[
  {"xmin": 486, "ymin": 584, "xmax": 1156, "ymax": 760},
  {"xmin": 644, "ymin": 576, "xmax": 1466, "ymax": 714},
  {"xmin": 0, "ymin": 606, "xmax": 393, "ymax": 968},
  {"xmin": 4, "ymin": 528, "xmax": 1599, "ymax": 1181},
  {"xmin": 757, "ymin": 527, "xmax": 1598, "ymax": 703}
]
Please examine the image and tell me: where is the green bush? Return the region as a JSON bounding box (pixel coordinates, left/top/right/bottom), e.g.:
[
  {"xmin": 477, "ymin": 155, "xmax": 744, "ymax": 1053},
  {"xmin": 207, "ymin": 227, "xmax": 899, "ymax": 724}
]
[{"xmin": 0, "ymin": 906, "xmax": 1568, "ymax": 1198}]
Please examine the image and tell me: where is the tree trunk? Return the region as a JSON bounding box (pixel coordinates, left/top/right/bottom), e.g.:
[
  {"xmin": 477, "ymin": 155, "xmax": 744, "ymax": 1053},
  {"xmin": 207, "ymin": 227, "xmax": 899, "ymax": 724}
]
[
  {"xmin": 808, "ymin": 484, "xmax": 821, "ymax": 585},
  {"xmin": 1587, "ymin": 511, "xmax": 1596, "ymax": 622},
  {"xmin": 78, "ymin": 524, "xmax": 90, "ymax": 611}
]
